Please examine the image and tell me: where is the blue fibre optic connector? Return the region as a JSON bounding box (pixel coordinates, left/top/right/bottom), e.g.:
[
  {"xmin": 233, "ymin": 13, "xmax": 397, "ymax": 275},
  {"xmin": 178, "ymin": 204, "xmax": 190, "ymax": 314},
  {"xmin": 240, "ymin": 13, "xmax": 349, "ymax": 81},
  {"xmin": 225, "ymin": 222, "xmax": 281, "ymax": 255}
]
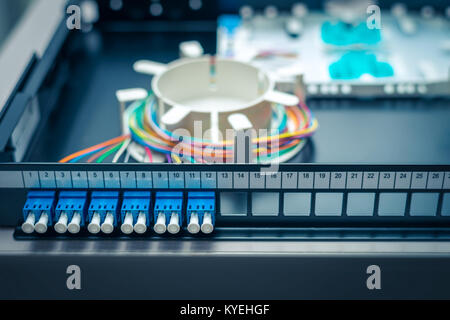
[
  {"xmin": 87, "ymin": 191, "xmax": 120, "ymax": 235},
  {"xmin": 153, "ymin": 192, "xmax": 183, "ymax": 235},
  {"xmin": 22, "ymin": 191, "xmax": 56, "ymax": 234},
  {"xmin": 186, "ymin": 192, "xmax": 215, "ymax": 235},
  {"xmin": 120, "ymin": 191, "xmax": 151, "ymax": 235},
  {"xmin": 54, "ymin": 191, "xmax": 88, "ymax": 234}
]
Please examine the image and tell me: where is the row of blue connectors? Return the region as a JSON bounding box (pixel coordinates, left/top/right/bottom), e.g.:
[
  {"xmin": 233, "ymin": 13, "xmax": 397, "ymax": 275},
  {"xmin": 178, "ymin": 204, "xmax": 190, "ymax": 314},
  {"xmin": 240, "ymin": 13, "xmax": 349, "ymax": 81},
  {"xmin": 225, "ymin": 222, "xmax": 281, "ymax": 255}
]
[{"xmin": 21, "ymin": 191, "xmax": 215, "ymax": 235}]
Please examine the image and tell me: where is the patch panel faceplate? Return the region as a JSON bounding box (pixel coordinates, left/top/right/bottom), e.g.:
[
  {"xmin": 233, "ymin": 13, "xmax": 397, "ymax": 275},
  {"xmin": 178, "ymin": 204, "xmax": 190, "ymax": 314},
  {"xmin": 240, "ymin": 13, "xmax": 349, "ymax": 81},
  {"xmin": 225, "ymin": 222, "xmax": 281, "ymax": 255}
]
[{"xmin": 0, "ymin": 163, "xmax": 448, "ymax": 239}]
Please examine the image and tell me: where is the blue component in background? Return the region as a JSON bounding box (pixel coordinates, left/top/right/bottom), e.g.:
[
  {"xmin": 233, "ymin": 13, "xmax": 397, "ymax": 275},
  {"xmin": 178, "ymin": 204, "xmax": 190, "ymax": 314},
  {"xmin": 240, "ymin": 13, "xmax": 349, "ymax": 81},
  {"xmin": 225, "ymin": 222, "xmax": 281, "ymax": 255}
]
[
  {"xmin": 321, "ymin": 21, "xmax": 381, "ymax": 46},
  {"xmin": 329, "ymin": 51, "xmax": 394, "ymax": 80},
  {"xmin": 218, "ymin": 14, "xmax": 242, "ymax": 35}
]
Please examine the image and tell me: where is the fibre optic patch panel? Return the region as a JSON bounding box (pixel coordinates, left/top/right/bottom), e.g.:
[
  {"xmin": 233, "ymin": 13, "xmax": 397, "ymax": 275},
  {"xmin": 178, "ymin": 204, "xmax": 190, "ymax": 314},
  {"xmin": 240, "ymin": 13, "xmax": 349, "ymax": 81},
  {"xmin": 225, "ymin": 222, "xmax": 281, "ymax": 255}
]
[
  {"xmin": 20, "ymin": 190, "xmax": 216, "ymax": 236},
  {"xmin": 1, "ymin": 164, "xmax": 450, "ymax": 238}
]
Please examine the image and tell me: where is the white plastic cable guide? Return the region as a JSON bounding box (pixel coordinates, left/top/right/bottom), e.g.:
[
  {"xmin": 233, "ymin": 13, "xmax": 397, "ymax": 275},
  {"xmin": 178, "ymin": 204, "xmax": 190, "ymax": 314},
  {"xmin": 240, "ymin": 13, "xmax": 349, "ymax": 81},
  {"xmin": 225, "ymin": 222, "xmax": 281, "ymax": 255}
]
[{"xmin": 133, "ymin": 57, "xmax": 300, "ymax": 145}]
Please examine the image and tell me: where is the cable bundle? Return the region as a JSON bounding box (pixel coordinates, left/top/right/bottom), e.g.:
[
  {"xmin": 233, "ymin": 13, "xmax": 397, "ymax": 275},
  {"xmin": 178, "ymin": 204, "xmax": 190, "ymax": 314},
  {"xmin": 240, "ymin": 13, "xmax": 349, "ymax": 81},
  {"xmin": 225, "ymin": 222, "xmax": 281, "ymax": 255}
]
[{"xmin": 60, "ymin": 92, "xmax": 318, "ymax": 164}]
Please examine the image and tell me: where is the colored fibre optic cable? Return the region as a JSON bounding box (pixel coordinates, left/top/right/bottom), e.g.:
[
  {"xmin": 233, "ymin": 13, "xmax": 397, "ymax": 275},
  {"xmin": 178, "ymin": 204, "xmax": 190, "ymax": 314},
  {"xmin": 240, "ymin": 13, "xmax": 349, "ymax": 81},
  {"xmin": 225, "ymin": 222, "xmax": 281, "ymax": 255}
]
[
  {"xmin": 60, "ymin": 91, "xmax": 318, "ymax": 164},
  {"xmin": 69, "ymin": 147, "xmax": 107, "ymax": 163},
  {"xmin": 144, "ymin": 146, "xmax": 153, "ymax": 163},
  {"xmin": 87, "ymin": 143, "xmax": 119, "ymax": 163},
  {"xmin": 59, "ymin": 135, "xmax": 130, "ymax": 163},
  {"xmin": 96, "ymin": 142, "xmax": 125, "ymax": 163}
]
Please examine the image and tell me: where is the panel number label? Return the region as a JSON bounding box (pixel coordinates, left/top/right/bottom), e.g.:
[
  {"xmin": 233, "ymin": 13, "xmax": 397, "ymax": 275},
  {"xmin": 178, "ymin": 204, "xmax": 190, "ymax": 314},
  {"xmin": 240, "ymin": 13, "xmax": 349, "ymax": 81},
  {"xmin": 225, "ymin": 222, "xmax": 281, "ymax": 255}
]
[
  {"xmin": 136, "ymin": 171, "xmax": 152, "ymax": 189},
  {"xmin": 298, "ymin": 172, "xmax": 313, "ymax": 189},
  {"xmin": 88, "ymin": 171, "xmax": 104, "ymax": 188},
  {"xmin": 169, "ymin": 172, "xmax": 184, "ymax": 189},
  {"xmin": 266, "ymin": 172, "xmax": 281, "ymax": 189},
  {"xmin": 282, "ymin": 172, "xmax": 297, "ymax": 189},
  {"xmin": 234, "ymin": 172, "xmax": 249, "ymax": 189},
  {"xmin": 346, "ymin": 172, "xmax": 362, "ymax": 189},
  {"xmin": 218, "ymin": 172, "xmax": 232, "ymax": 189},
  {"xmin": 185, "ymin": 172, "xmax": 201, "ymax": 188},
  {"xmin": 201, "ymin": 172, "xmax": 216, "ymax": 189},
  {"xmin": 427, "ymin": 172, "xmax": 444, "ymax": 189},
  {"xmin": 56, "ymin": 171, "xmax": 72, "ymax": 189},
  {"xmin": 153, "ymin": 172, "xmax": 169, "ymax": 189},
  {"xmin": 104, "ymin": 171, "xmax": 120, "ymax": 189},
  {"xmin": 39, "ymin": 171, "xmax": 56, "ymax": 189},
  {"xmin": 14, "ymin": 169, "xmax": 448, "ymax": 191},
  {"xmin": 379, "ymin": 172, "xmax": 395, "ymax": 189},
  {"xmin": 72, "ymin": 171, "xmax": 88, "ymax": 188}
]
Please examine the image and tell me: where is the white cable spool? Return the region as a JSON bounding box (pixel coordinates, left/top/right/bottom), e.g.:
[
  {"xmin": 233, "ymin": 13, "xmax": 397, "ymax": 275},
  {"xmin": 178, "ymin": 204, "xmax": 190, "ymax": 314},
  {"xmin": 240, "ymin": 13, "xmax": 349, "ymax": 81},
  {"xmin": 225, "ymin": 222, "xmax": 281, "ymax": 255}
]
[{"xmin": 133, "ymin": 57, "xmax": 299, "ymax": 144}]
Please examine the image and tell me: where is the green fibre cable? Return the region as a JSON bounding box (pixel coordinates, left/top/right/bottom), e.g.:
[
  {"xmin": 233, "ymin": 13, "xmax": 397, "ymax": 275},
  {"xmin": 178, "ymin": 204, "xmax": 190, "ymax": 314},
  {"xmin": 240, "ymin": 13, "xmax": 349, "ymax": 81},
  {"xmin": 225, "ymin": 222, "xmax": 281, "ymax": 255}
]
[{"xmin": 96, "ymin": 142, "xmax": 124, "ymax": 163}]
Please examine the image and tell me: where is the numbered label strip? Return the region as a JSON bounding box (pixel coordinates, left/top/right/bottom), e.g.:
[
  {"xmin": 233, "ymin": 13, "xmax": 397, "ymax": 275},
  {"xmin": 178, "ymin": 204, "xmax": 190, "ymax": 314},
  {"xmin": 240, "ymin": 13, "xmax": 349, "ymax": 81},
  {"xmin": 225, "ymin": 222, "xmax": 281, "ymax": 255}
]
[{"xmin": 0, "ymin": 170, "xmax": 447, "ymax": 190}]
